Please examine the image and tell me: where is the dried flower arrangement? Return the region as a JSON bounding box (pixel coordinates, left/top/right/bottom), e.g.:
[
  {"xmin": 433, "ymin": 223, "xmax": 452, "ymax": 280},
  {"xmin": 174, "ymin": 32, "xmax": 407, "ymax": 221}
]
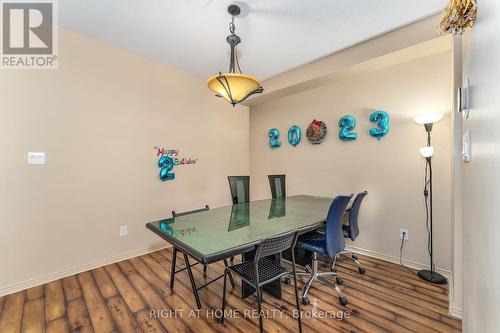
[{"xmin": 440, "ymin": 0, "xmax": 477, "ymax": 35}]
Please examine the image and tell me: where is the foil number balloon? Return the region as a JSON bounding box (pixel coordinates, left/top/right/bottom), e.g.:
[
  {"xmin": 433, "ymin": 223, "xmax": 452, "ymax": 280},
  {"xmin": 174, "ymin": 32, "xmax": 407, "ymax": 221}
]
[
  {"xmin": 338, "ymin": 115, "xmax": 357, "ymax": 141},
  {"xmin": 158, "ymin": 155, "xmax": 175, "ymax": 181},
  {"xmin": 288, "ymin": 125, "xmax": 301, "ymax": 147},
  {"xmin": 369, "ymin": 111, "xmax": 390, "ymax": 140},
  {"xmin": 268, "ymin": 128, "xmax": 281, "ymax": 148}
]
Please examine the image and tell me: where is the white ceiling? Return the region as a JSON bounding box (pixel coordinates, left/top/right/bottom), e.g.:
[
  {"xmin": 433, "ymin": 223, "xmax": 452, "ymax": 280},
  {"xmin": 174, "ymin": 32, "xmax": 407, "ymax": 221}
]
[{"xmin": 59, "ymin": 0, "xmax": 447, "ymax": 80}]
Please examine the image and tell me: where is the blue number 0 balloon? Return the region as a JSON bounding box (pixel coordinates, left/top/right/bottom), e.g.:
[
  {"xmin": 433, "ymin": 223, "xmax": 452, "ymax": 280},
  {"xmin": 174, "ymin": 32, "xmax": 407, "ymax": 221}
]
[
  {"xmin": 268, "ymin": 128, "xmax": 281, "ymax": 148},
  {"xmin": 338, "ymin": 115, "xmax": 357, "ymax": 141},
  {"xmin": 288, "ymin": 125, "xmax": 301, "ymax": 147},
  {"xmin": 158, "ymin": 155, "xmax": 175, "ymax": 181},
  {"xmin": 369, "ymin": 111, "xmax": 390, "ymax": 140}
]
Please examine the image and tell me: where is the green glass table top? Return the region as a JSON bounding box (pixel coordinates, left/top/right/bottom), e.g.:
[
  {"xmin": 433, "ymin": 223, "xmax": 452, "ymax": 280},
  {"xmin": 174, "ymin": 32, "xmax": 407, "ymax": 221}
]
[{"xmin": 147, "ymin": 195, "xmax": 333, "ymax": 261}]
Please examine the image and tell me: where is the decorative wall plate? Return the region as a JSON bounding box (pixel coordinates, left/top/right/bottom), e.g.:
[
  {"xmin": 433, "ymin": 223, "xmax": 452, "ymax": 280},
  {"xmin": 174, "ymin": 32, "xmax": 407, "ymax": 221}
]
[{"xmin": 306, "ymin": 119, "xmax": 327, "ymax": 144}]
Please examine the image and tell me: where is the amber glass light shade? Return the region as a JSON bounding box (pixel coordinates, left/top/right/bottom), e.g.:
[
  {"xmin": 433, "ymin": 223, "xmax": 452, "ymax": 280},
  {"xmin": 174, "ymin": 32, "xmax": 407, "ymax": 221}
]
[{"xmin": 207, "ymin": 73, "xmax": 262, "ymax": 106}]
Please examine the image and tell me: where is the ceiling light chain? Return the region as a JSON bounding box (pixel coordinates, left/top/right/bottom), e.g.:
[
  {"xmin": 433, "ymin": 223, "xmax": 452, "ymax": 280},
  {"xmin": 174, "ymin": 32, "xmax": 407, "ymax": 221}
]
[
  {"xmin": 229, "ymin": 15, "xmax": 235, "ymax": 35},
  {"xmin": 228, "ymin": 14, "xmax": 243, "ymax": 74}
]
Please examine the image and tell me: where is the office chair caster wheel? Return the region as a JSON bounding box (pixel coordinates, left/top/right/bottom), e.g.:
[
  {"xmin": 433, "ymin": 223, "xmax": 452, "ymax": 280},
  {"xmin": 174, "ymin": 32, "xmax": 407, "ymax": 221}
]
[
  {"xmin": 331, "ymin": 267, "xmax": 337, "ymax": 272},
  {"xmin": 302, "ymin": 296, "xmax": 310, "ymax": 305},
  {"xmin": 352, "ymin": 254, "xmax": 358, "ymax": 260},
  {"xmin": 339, "ymin": 296, "xmax": 348, "ymax": 306},
  {"xmin": 283, "ymin": 276, "xmax": 291, "ymax": 284},
  {"xmin": 359, "ymin": 267, "xmax": 366, "ymax": 275},
  {"xmin": 335, "ymin": 276, "xmax": 343, "ymax": 285}
]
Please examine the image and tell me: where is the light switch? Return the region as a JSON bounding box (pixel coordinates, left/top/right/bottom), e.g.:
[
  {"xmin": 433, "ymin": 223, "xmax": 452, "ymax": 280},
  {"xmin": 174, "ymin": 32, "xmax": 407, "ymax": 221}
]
[
  {"xmin": 28, "ymin": 152, "xmax": 45, "ymax": 165},
  {"xmin": 462, "ymin": 130, "xmax": 471, "ymax": 162}
]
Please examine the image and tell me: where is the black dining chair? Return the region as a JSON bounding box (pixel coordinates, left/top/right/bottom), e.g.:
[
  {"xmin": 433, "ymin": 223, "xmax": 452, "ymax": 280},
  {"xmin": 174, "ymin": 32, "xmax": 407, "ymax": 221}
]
[
  {"xmin": 332, "ymin": 191, "xmax": 369, "ymax": 275},
  {"xmin": 268, "ymin": 174, "xmax": 286, "ymax": 198},
  {"xmin": 170, "ymin": 205, "xmax": 235, "ymax": 308},
  {"xmin": 228, "ymin": 176, "xmax": 250, "ymax": 204},
  {"xmin": 221, "ymin": 230, "xmax": 302, "ymax": 333}
]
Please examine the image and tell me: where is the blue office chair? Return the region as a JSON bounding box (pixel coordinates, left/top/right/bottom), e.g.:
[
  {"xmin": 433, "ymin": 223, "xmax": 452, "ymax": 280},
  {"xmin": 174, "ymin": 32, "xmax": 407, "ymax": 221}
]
[
  {"xmin": 296, "ymin": 194, "xmax": 353, "ymax": 306},
  {"xmin": 333, "ymin": 191, "xmax": 368, "ymax": 275}
]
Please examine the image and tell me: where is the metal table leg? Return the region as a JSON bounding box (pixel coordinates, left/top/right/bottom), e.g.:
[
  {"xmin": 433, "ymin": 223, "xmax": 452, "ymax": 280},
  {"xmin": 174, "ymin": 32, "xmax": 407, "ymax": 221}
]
[{"xmin": 183, "ymin": 253, "xmax": 202, "ymax": 309}]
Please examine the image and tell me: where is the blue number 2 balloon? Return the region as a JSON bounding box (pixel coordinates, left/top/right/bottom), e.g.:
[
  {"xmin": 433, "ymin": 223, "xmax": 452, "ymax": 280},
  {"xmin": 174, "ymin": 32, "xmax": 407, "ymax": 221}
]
[
  {"xmin": 268, "ymin": 128, "xmax": 281, "ymax": 148},
  {"xmin": 288, "ymin": 125, "xmax": 301, "ymax": 147},
  {"xmin": 338, "ymin": 115, "xmax": 357, "ymax": 141},
  {"xmin": 369, "ymin": 111, "xmax": 390, "ymax": 140},
  {"xmin": 158, "ymin": 156, "xmax": 175, "ymax": 181}
]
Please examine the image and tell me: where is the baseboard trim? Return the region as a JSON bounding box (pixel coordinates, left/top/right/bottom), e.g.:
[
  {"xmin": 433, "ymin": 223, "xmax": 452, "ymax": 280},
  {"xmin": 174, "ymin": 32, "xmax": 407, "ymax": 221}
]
[
  {"xmin": 450, "ymin": 306, "xmax": 463, "ymax": 319},
  {"xmin": 344, "ymin": 245, "xmax": 451, "ymax": 279},
  {"xmin": 345, "ymin": 245, "xmax": 464, "ymax": 319},
  {"xmin": 0, "ymin": 242, "xmax": 170, "ymax": 297}
]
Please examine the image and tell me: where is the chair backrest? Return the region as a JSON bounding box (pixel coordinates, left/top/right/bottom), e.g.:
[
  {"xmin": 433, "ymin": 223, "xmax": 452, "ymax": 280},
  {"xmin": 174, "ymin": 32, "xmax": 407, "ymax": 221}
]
[
  {"xmin": 228, "ymin": 176, "xmax": 250, "ymax": 204},
  {"xmin": 325, "ymin": 194, "xmax": 353, "ymax": 257},
  {"xmin": 347, "ymin": 191, "xmax": 368, "ymax": 241},
  {"xmin": 255, "ymin": 230, "xmax": 299, "ymax": 261},
  {"xmin": 172, "ymin": 205, "xmax": 209, "ymax": 218},
  {"xmin": 268, "ymin": 174, "xmax": 286, "ymax": 199}
]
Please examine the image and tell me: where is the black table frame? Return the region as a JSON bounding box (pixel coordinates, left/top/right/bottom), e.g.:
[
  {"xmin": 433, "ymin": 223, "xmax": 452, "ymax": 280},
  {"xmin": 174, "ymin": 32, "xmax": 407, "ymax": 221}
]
[
  {"xmin": 169, "ymin": 247, "xmax": 236, "ymax": 309},
  {"xmin": 146, "ymin": 218, "xmax": 323, "ymax": 308}
]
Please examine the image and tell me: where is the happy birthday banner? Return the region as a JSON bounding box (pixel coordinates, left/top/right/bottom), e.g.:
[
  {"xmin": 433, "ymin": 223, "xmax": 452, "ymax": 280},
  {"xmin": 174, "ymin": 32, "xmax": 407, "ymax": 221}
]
[{"xmin": 154, "ymin": 146, "xmax": 198, "ymax": 181}]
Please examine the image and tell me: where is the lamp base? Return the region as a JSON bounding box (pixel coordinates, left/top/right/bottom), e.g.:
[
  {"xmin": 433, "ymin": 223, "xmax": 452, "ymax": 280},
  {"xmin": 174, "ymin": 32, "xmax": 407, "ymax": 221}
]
[{"xmin": 417, "ymin": 269, "xmax": 447, "ymax": 284}]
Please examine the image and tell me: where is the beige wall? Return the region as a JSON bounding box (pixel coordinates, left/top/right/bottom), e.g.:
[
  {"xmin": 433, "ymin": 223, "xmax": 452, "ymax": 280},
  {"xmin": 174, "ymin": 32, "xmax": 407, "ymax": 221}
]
[
  {"xmin": 450, "ymin": 35, "xmax": 464, "ymax": 318},
  {"xmin": 0, "ymin": 29, "xmax": 249, "ymax": 295},
  {"xmin": 462, "ymin": 0, "xmax": 500, "ymax": 331},
  {"xmin": 249, "ymin": 52, "xmax": 452, "ymax": 270},
  {"xmin": 247, "ymin": 14, "xmax": 444, "ymax": 106}
]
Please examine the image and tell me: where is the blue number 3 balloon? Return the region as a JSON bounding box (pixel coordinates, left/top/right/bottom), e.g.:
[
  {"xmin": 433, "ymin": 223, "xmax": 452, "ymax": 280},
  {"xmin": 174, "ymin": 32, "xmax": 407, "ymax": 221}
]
[
  {"xmin": 288, "ymin": 125, "xmax": 301, "ymax": 147},
  {"xmin": 369, "ymin": 111, "xmax": 390, "ymax": 140},
  {"xmin": 158, "ymin": 156, "xmax": 175, "ymax": 181},
  {"xmin": 338, "ymin": 115, "xmax": 357, "ymax": 141},
  {"xmin": 268, "ymin": 128, "xmax": 281, "ymax": 148}
]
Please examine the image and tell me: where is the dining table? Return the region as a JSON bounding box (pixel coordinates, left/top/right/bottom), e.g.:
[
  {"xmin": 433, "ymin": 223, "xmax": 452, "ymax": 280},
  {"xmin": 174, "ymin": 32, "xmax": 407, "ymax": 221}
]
[{"xmin": 146, "ymin": 195, "xmax": 334, "ymax": 309}]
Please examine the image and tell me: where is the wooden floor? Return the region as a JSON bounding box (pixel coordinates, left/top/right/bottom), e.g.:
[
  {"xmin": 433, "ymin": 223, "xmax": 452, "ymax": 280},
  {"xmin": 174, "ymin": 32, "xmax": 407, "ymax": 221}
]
[{"xmin": 0, "ymin": 248, "xmax": 461, "ymax": 333}]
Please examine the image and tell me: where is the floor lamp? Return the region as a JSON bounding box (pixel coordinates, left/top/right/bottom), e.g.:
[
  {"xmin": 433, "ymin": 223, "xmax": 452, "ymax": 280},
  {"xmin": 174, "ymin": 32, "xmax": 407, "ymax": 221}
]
[{"xmin": 414, "ymin": 113, "xmax": 448, "ymax": 285}]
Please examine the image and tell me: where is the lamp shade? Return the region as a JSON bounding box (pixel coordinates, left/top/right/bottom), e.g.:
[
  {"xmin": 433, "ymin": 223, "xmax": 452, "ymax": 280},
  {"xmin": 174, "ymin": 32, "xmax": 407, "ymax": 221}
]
[
  {"xmin": 420, "ymin": 146, "xmax": 434, "ymax": 158},
  {"xmin": 414, "ymin": 113, "xmax": 444, "ymax": 125},
  {"xmin": 207, "ymin": 73, "xmax": 262, "ymax": 105}
]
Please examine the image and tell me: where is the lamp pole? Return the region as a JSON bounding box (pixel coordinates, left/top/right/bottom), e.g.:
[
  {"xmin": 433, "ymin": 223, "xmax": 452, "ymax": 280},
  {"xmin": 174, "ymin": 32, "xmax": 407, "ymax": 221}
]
[
  {"xmin": 428, "ymin": 156, "xmax": 434, "ymax": 275},
  {"xmin": 417, "ymin": 124, "xmax": 447, "ymax": 284}
]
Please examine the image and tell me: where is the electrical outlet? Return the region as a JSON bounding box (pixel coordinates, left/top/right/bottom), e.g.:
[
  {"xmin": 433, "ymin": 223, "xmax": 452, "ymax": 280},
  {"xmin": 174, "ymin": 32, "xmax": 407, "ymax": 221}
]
[
  {"xmin": 400, "ymin": 229, "xmax": 409, "ymax": 240},
  {"xmin": 120, "ymin": 226, "xmax": 128, "ymax": 237}
]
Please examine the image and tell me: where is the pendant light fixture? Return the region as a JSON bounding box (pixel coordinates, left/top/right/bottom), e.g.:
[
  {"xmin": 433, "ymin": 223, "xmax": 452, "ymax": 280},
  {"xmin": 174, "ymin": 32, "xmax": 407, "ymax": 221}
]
[{"xmin": 207, "ymin": 4, "xmax": 263, "ymax": 106}]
